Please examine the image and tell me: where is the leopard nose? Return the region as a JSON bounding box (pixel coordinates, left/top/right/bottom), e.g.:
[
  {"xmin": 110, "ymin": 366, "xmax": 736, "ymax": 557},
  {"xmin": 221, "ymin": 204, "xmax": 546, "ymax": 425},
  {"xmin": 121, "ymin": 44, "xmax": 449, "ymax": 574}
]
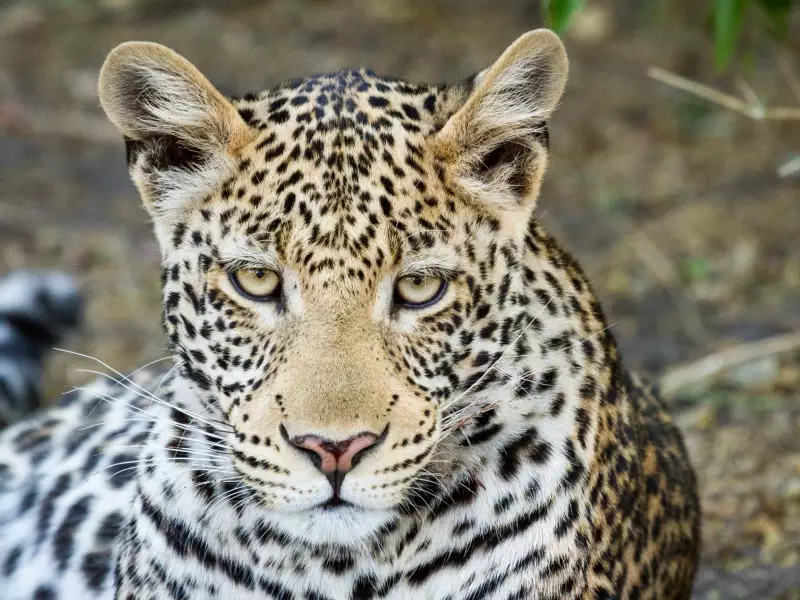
[{"xmin": 281, "ymin": 427, "xmax": 384, "ymax": 476}]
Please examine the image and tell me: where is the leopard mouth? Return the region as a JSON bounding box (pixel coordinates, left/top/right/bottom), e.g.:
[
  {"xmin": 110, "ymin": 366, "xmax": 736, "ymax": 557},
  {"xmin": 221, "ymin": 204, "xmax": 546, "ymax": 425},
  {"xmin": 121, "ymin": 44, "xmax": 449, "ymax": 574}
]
[{"xmin": 319, "ymin": 496, "xmax": 352, "ymax": 510}]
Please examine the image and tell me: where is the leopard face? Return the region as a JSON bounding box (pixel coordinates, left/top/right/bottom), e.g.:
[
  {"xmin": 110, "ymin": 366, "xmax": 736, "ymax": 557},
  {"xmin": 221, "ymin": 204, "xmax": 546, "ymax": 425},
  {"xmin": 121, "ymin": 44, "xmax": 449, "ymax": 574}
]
[{"xmin": 98, "ymin": 32, "xmax": 568, "ymax": 527}]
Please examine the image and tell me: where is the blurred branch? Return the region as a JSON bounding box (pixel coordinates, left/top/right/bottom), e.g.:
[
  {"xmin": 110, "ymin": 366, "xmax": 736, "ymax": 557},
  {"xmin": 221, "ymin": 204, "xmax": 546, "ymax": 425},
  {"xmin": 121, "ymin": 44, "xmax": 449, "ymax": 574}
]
[
  {"xmin": 660, "ymin": 331, "xmax": 800, "ymax": 396},
  {"xmin": 777, "ymin": 155, "xmax": 800, "ymax": 178},
  {"xmin": 647, "ymin": 66, "xmax": 800, "ymax": 120},
  {"xmin": 734, "ymin": 75, "xmax": 761, "ymax": 108}
]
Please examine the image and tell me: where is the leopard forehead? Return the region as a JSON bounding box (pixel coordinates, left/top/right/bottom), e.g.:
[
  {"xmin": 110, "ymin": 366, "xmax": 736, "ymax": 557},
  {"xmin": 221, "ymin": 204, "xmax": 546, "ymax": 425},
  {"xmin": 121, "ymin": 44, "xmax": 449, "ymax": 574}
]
[{"xmin": 186, "ymin": 70, "xmax": 474, "ymax": 284}]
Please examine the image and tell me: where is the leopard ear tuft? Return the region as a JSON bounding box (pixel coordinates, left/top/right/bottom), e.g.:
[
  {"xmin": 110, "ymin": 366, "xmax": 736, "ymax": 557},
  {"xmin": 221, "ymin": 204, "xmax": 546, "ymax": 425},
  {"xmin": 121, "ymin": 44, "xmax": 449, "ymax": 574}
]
[{"xmin": 435, "ymin": 29, "xmax": 568, "ymax": 212}]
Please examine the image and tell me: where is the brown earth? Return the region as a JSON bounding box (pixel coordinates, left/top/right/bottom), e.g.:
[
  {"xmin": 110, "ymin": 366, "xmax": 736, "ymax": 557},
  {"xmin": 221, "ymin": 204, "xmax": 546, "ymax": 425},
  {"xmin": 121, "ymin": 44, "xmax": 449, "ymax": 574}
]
[{"xmin": 0, "ymin": 0, "xmax": 798, "ymax": 597}]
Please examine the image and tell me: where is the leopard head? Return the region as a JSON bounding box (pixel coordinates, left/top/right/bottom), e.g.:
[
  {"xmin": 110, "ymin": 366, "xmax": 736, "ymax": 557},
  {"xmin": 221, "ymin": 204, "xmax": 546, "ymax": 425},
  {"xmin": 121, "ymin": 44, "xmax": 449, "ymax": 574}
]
[{"xmin": 98, "ymin": 30, "xmax": 569, "ymax": 534}]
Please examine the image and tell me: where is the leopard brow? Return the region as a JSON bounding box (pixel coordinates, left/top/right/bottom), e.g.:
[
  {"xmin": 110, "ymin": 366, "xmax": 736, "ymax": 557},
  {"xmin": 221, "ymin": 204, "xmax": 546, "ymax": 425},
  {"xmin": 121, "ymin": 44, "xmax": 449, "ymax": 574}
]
[
  {"xmin": 218, "ymin": 244, "xmax": 280, "ymax": 271},
  {"xmin": 399, "ymin": 256, "xmax": 460, "ymax": 279}
]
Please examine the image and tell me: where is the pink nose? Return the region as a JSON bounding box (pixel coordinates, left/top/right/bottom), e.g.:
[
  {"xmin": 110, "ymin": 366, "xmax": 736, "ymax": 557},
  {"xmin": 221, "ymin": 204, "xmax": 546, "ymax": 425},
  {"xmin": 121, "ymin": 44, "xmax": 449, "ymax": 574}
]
[
  {"xmin": 280, "ymin": 426, "xmax": 386, "ymax": 497},
  {"xmin": 288, "ymin": 432, "xmax": 380, "ymax": 475}
]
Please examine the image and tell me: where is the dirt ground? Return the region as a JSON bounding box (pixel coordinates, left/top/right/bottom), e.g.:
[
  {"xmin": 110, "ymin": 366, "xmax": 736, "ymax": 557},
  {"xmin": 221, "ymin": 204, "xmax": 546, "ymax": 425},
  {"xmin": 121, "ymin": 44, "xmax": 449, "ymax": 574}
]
[{"xmin": 0, "ymin": 0, "xmax": 799, "ymax": 597}]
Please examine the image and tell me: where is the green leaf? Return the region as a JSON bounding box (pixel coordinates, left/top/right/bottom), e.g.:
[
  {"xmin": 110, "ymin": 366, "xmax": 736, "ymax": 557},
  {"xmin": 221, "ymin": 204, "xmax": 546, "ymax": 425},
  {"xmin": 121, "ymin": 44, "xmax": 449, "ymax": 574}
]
[
  {"xmin": 756, "ymin": 0, "xmax": 793, "ymax": 39},
  {"xmin": 714, "ymin": 0, "xmax": 750, "ymax": 71},
  {"xmin": 682, "ymin": 257, "xmax": 713, "ymax": 282},
  {"xmin": 543, "ymin": 0, "xmax": 584, "ymax": 34}
]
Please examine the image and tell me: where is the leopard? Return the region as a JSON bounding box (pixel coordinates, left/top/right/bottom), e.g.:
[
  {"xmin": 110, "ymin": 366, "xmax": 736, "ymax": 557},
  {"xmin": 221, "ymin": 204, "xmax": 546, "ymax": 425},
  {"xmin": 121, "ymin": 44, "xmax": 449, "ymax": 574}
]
[{"xmin": 0, "ymin": 29, "xmax": 700, "ymax": 600}]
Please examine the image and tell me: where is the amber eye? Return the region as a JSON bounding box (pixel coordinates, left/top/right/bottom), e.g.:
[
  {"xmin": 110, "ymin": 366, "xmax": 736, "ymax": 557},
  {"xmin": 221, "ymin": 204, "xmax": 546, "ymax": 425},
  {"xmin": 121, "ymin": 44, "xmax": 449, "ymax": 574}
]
[
  {"xmin": 394, "ymin": 275, "xmax": 447, "ymax": 308},
  {"xmin": 229, "ymin": 269, "xmax": 281, "ymax": 301}
]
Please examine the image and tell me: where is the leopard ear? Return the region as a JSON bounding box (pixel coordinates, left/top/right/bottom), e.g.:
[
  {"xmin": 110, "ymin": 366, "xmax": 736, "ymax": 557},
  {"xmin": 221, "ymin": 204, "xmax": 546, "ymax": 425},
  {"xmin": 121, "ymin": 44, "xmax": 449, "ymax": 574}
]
[
  {"xmin": 98, "ymin": 41, "xmax": 252, "ymax": 219},
  {"xmin": 434, "ymin": 30, "xmax": 568, "ymax": 212}
]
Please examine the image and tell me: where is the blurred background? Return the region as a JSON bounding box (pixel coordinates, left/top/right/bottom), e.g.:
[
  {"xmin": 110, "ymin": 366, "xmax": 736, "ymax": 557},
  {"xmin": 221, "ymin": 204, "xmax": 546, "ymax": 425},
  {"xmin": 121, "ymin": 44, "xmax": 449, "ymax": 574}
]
[{"xmin": 0, "ymin": 0, "xmax": 798, "ymax": 597}]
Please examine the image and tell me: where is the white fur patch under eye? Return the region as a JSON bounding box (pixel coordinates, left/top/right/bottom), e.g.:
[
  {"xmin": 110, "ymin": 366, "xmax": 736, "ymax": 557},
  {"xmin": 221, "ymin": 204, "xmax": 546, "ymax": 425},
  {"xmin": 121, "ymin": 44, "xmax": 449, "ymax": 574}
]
[
  {"xmin": 372, "ymin": 275, "xmax": 395, "ymax": 322},
  {"xmin": 281, "ymin": 269, "xmax": 304, "ymax": 317}
]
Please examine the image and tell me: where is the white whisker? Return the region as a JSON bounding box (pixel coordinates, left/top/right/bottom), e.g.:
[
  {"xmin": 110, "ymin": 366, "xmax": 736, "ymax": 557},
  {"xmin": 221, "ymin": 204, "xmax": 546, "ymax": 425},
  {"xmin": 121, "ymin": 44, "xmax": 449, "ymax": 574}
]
[{"xmin": 55, "ymin": 348, "xmax": 230, "ymax": 432}]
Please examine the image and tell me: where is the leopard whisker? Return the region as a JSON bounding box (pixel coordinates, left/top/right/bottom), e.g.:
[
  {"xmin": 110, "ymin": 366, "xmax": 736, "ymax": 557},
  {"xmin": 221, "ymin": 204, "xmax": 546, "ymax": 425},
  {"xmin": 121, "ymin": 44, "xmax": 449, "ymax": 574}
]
[
  {"xmin": 70, "ymin": 385, "xmax": 232, "ymax": 444},
  {"xmin": 76, "ymin": 367, "xmax": 233, "ymax": 432},
  {"xmin": 55, "ymin": 348, "xmax": 231, "ymax": 432}
]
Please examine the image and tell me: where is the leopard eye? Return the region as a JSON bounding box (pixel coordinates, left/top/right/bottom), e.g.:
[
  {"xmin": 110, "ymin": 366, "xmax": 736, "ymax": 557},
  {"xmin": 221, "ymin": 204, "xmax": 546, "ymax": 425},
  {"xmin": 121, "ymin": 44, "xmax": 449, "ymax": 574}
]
[
  {"xmin": 395, "ymin": 275, "xmax": 446, "ymax": 308},
  {"xmin": 229, "ymin": 269, "xmax": 281, "ymax": 301}
]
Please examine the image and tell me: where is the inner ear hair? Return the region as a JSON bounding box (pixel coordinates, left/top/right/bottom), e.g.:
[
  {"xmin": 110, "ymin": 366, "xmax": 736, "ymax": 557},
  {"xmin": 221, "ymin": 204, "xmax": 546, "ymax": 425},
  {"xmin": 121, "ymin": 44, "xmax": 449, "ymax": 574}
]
[
  {"xmin": 475, "ymin": 131, "xmax": 548, "ymax": 198},
  {"xmin": 125, "ymin": 135, "xmax": 204, "ymax": 172},
  {"xmin": 476, "ymin": 118, "xmax": 549, "ymax": 189}
]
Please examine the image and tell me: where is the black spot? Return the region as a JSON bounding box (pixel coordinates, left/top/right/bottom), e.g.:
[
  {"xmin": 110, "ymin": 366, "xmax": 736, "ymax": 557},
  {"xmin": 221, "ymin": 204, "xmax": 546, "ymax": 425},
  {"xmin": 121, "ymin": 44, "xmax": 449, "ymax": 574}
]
[
  {"xmin": 2, "ymin": 545, "xmax": 23, "ymax": 576},
  {"xmin": 498, "ymin": 427, "xmax": 541, "ymax": 480},
  {"xmin": 283, "ymin": 192, "xmax": 296, "ymax": 213},
  {"xmin": 379, "ymin": 196, "xmax": 393, "ymax": 217},
  {"xmin": 351, "ymin": 574, "xmax": 378, "ymax": 599},
  {"xmin": 379, "ymin": 176, "xmax": 395, "ymax": 195},
  {"xmin": 593, "ymin": 587, "xmax": 618, "ymax": 600},
  {"xmin": 472, "ymin": 351, "xmax": 491, "ymax": 367},
  {"xmin": 535, "ymin": 368, "xmax": 558, "ymax": 393},
  {"xmin": 33, "ymin": 585, "xmax": 57, "ymax": 600},
  {"xmin": 82, "ymin": 550, "xmax": 114, "ymax": 590},
  {"xmin": 264, "ymin": 142, "xmax": 286, "ymax": 162},
  {"xmin": 238, "ymin": 108, "xmax": 255, "ymax": 124},
  {"xmin": 96, "ymin": 511, "xmax": 126, "ymax": 545},
  {"xmin": 36, "ymin": 473, "xmax": 72, "ymax": 546},
  {"xmin": 401, "ymin": 103, "xmax": 420, "ymax": 120},
  {"xmin": 368, "ymin": 96, "xmax": 389, "ymax": 108},
  {"xmin": 17, "ymin": 483, "xmax": 38, "ymax": 515},
  {"xmin": 107, "ymin": 453, "xmax": 139, "ymax": 488},
  {"xmin": 53, "ymin": 495, "xmax": 93, "ymax": 571},
  {"xmin": 268, "ymin": 109, "xmax": 290, "ymax": 124},
  {"xmin": 549, "ymin": 393, "xmax": 566, "ymax": 417},
  {"xmin": 171, "ymin": 223, "xmax": 188, "ymax": 247},
  {"xmin": 321, "ymin": 554, "xmax": 354, "ymax": 574}
]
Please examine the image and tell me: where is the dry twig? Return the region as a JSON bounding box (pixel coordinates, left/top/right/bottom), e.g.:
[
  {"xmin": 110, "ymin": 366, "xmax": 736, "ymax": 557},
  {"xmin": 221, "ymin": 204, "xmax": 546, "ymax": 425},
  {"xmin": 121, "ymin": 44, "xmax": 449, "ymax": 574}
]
[
  {"xmin": 777, "ymin": 155, "xmax": 800, "ymax": 178},
  {"xmin": 648, "ymin": 64, "xmax": 800, "ymax": 177},
  {"xmin": 647, "ymin": 66, "xmax": 800, "ymax": 121},
  {"xmin": 660, "ymin": 331, "xmax": 800, "ymax": 396}
]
